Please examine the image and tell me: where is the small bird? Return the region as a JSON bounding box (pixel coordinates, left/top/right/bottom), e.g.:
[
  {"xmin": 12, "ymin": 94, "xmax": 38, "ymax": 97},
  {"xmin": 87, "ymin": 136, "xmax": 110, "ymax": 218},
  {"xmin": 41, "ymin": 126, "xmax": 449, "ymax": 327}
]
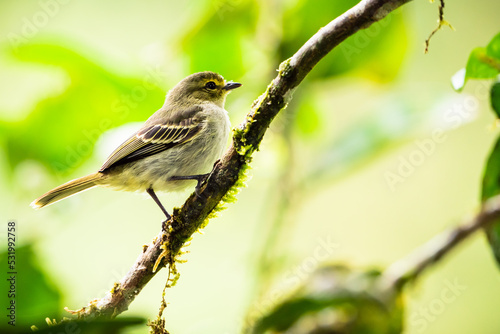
[{"xmin": 31, "ymin": 71, "xmax": 241, "ymax": 220}]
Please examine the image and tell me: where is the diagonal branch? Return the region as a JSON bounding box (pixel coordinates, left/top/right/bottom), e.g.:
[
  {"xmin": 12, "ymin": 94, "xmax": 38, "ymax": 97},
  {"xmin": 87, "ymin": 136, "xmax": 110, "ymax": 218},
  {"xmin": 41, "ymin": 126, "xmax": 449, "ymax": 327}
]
[
  {"xmin": 381, "ymin": 195, "xmax": 500, "ymax": 292},
  {"xmin": 71, "ymin": 0, "xmax": 414, "ymax": 320}
]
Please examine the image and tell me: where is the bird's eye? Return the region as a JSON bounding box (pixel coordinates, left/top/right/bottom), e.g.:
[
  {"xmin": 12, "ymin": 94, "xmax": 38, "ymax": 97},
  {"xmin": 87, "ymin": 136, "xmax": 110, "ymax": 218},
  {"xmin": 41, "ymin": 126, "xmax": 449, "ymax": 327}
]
[{"xmin": 205, "ymin": 81, "xmax": 217, "ymax": 90}]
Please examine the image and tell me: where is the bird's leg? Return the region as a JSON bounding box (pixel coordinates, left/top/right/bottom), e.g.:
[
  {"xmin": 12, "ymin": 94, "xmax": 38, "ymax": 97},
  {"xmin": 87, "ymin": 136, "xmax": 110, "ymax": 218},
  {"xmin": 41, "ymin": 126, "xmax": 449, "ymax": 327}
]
[
  {"xmin": 146, "ymin": 188, "xmax": 171, "ymax": 228},
  {"xmin": 169, "ymin": 174, "xmax": 210, "ymax": 197}
]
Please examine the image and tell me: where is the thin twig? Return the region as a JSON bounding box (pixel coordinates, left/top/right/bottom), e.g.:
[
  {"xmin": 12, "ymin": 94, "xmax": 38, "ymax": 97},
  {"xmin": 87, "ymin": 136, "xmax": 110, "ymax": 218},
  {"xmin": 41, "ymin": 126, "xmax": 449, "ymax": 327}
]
[
  {"xmin": 382, "ymin": 195, "xmax": 500, "ymax": 291},
  {"xmin": 424, "ymin": 0, "xmax": 454, "ymax": 53},
  {"xmin": 71, "ymin": 0, "xmax": 415, "ymax": 321}
]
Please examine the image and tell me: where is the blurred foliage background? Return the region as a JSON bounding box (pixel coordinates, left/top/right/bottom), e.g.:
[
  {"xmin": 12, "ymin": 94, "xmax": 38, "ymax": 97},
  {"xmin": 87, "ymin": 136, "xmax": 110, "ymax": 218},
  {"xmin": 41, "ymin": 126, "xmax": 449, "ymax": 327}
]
[{"xmin": 1, "ymin": 0, "xmax": 500, "ymax": 333}]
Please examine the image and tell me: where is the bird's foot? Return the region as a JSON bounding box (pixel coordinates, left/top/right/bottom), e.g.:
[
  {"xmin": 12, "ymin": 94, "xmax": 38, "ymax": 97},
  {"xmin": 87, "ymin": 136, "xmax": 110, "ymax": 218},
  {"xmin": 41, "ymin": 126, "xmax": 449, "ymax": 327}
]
[{"xmin": 169, "ymin": 173, "xmax": 210, "ymax": 198}]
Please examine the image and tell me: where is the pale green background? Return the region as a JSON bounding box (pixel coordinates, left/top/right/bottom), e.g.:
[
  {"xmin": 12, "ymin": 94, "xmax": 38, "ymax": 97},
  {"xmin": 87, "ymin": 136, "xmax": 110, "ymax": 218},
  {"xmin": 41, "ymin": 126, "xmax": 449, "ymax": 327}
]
[{"xmin": 1, "ymin": 0, "xmax": 500, "ymax": 333}]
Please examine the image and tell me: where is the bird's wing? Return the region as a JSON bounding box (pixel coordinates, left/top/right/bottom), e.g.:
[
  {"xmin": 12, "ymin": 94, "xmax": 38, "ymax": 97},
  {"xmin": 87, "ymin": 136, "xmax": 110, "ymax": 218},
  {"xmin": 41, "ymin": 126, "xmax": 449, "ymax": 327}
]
[{"xmin": 99, "ymin": 112, "xmax": 204, "ymax": 172}]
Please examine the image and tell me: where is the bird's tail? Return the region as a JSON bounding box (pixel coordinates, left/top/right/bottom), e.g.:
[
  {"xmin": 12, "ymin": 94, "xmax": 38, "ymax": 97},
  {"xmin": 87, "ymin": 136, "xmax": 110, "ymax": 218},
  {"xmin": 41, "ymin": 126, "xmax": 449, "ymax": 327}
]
[{"xmin": 30, "ymin": 172, "xmax": 104, "ymax": 209}]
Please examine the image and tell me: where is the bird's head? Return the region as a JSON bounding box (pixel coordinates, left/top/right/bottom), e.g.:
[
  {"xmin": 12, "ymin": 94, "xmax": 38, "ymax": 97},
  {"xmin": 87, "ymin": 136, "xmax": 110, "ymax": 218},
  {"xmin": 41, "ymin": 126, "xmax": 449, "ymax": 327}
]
[{"xmin": 166, "ymin": 71, "xmax": 242, "ymax": 108}]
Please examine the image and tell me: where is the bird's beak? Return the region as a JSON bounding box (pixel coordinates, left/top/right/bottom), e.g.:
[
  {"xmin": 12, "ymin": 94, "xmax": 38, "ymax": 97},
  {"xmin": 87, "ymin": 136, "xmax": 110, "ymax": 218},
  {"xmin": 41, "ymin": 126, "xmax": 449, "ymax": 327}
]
[{"xmin": 223, "ymin": 81, "xmax": 242, "ymax": 90}]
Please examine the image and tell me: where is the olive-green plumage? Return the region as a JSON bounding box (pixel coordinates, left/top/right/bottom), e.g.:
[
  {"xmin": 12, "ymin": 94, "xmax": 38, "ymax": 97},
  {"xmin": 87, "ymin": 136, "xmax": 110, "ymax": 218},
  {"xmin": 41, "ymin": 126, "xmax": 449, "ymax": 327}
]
[{"xmin": 31, "ymin": 72, "xmax": 241, "ymax": 218}]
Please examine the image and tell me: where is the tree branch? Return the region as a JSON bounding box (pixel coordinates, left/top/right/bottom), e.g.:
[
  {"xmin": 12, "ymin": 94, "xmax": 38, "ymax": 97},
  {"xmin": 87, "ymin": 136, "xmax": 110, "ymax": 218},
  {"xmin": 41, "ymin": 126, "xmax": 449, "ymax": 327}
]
[
  {"xmin": 381, "ymin": 195, "xmax": 500, "ymax": 291},
  {"xmin": 71, "ymin": 0, "xmax": 414, "ymax": 320}
]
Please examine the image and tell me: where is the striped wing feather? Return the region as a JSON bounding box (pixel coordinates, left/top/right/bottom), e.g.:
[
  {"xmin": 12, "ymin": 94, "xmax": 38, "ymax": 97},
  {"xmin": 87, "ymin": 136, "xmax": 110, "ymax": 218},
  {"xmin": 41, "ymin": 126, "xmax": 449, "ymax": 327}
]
[{"xmin": 99, "ymin": 118, "xmax": 202, "ymax": 172}]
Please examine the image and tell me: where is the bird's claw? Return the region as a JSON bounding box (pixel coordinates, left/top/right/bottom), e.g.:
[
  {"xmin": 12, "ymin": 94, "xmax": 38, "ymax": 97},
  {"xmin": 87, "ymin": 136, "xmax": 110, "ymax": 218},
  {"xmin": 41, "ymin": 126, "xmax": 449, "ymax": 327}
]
[
  {"xmin": 194, "ymin": 184, "xmax": 205, "ymax": 199},
  {"xmin": 194, "ymin": 175, "xmax": 210, "ymax": 198},
  {"xmin": 195, "ymin": 186, "xmax": 202, "ymax": 198}
]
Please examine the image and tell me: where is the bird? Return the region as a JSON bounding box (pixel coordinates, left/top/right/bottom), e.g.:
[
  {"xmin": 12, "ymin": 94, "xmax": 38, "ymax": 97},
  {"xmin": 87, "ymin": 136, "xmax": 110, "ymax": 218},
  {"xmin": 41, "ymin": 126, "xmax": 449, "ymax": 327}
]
[{"xmin": 31, "ymin": 71, "xmax": 241, "ymax": 220}]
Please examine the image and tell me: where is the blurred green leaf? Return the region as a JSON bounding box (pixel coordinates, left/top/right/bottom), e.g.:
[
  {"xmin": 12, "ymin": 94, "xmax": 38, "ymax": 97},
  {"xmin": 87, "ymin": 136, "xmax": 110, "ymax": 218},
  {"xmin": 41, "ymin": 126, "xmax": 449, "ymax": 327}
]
[
  {"xmin": 453, "ymin": 32, "xmax": 500, "ymax": 91},
  {"xmin": 491, "ymin": 82, "xmax": 500, "ymax": 117},
  {"xmin": 4, "ymin": 43, "xmax": 166, "ymax": 175},
  {"xmin": 295, "ymin": 95, "xmax": 322, "ymax": 137},
  {"xmin": 465, "ymin": 48, "xmax": 499, "ymax": 79},
  {"xmin": 482, "ymin": 136, "xmax": 500, "ymax": 267},
  {"xmin": 0, "ymin": 244, "xmax": 62, "ymax": 331},
  {"xmin": 181, "ymin": 0, "xmax": 257, "ymax": 78},
  {"xmin": 487, "ymin": 32, "xmax": 500, "ymax": 59},
  {"xmin": 303, "ymin": 100, "xmax": 413, "ymax": 186},
  {"xmin": 280, "ymin": 0, "xmax": 408, "ymax": 81},
  {"xmin": 464, "ymin": 33, "xmax": 500, "ymax": 268},
  {"xmin": 246, "ymin": 265, "xmax": 403, "ymax": 334}
]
